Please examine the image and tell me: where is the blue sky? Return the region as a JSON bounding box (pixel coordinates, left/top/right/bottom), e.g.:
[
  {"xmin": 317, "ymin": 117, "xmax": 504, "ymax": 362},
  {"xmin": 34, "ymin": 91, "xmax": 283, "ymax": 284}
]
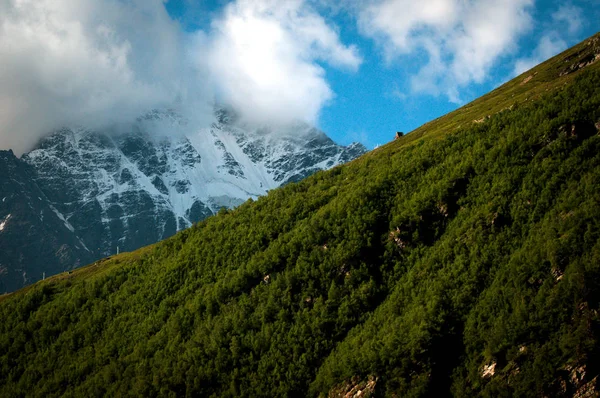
[
  {"xmin": 0, "ymin": 0, "xmax": 598, "ymax": 154},
  {"xmin": 165, "ymin": 0, "xmax": 599, "ymax": 148}
]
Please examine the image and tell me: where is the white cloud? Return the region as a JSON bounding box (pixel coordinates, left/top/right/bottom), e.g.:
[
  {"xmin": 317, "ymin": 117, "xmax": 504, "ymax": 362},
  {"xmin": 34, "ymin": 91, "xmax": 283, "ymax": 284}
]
[
  {"xmin": 513, "ymin": 3, "xmax": 583, "ymax": 77},
  {"xmin": 358, "ymin": 0, "xmax": 534, "ymax": 102},
  {"xmin": 552, "ymin": 5, "xmax": 584, "ymax": 35},
  {"xmin": 196, "ymin": 0, "xmax": 362, "ymax": 126},
  {"xmin": 0, "ymin": 0, "xmax": 212, "ymax": 155},
  {"xmin": 514, "ymin": 34, "xmax": 567, "ymax": 75},
  {"xmin": 0, "ymin": 0, "xmax": 360, "ymax": 155}
]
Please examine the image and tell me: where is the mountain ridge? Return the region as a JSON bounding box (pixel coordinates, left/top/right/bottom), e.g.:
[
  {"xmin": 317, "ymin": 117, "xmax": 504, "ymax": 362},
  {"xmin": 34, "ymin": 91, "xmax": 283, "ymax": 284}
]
[{"xmin": 0, "ymin": 109, "xmax": 365, "ymax": 292}]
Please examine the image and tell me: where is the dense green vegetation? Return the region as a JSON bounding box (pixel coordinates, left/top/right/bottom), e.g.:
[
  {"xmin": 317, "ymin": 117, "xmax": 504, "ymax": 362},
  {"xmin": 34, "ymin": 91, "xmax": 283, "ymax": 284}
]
[{"xmin": 1, "ymin": 35, "xmax": 600, "ymax": 397}]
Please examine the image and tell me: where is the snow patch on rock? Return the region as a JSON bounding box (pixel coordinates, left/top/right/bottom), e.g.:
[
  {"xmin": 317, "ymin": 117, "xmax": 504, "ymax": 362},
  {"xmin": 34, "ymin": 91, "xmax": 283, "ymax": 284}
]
[{"xmin": 0, "ymin": 214, "xmax": 11, "ymax": 231}]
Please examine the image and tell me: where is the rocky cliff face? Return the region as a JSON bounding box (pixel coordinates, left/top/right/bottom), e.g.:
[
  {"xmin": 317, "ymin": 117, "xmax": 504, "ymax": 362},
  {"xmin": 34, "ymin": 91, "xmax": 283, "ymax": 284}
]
[
  {"xmin": 0, "ymin": 107, "xmax": 366, "ymax": 292},
  {"xmin": 0, "ymin": 150, "xmax": 94, "ymax": 292}
]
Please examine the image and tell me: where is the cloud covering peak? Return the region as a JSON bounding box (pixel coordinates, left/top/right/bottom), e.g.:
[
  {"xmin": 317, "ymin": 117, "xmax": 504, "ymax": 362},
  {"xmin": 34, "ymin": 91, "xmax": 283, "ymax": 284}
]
[
  {"xmin": 0, "ymin": 0, "xmax": 199, "ymax": 155},
  {"xmin": 0, "ymin": 0, "xmax": 591, "ymax": 154},
  {"xmin": 0, "ymin": 0, "xmax": 360, "ymax": 155}
]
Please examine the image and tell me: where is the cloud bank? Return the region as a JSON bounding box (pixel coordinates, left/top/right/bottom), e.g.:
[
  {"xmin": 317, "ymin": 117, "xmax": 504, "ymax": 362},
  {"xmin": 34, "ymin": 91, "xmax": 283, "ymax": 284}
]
[
  {"xmin": 358, "ymin": 0, "xmax": 534, "ymax": 102},
  {"xmin": 0, "ymin": 0, "xmax": 360, "ymax": 155},
  {"xmin": 0, "ymin": 0, "xmax": 582, "ymax": 155},
  {"xmin": 0, "ymin": 0, "xmax": 200, "ymax": 155}
]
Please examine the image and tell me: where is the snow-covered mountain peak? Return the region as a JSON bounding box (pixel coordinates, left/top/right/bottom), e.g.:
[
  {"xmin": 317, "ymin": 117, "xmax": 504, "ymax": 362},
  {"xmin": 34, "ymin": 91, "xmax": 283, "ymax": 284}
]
[
  {"xmin": 1, "ymin": 106, "xmax": 366, "ymax": 291},
  {"xmin": 20, "ymin": 106, "xmax": 366, "ymax": 261}
]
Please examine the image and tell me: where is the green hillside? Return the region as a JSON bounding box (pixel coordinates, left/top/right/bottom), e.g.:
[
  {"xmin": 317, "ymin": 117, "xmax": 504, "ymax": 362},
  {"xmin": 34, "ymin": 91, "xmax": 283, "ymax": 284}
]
[{"xmin": 1, "ymin": 34, "xmax": 600, "ymax": 397}]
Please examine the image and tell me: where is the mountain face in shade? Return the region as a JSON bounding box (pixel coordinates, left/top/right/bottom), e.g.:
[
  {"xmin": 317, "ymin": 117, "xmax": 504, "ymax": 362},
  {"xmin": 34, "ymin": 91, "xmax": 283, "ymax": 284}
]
[
  {"xmin": 0, "ymin": 150, "xmax": 95, "ymax": 292},
  {"xmin": 0, "ymin": 108, "xmax": 366, "ymax": 292}
]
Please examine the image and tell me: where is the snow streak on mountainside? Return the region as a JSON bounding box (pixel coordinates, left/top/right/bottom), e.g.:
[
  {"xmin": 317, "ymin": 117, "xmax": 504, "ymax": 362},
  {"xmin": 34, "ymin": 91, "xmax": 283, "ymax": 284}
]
[{"xmin": 0, "ymin": 107, "xmax": 365, "ymax": 291}]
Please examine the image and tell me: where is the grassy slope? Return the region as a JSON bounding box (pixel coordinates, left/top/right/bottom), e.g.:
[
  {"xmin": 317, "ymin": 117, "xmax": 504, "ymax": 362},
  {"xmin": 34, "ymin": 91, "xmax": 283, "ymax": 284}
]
[{"xmin": 1, "ymin": 34, "xmax": 599, "ymax": 397}]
